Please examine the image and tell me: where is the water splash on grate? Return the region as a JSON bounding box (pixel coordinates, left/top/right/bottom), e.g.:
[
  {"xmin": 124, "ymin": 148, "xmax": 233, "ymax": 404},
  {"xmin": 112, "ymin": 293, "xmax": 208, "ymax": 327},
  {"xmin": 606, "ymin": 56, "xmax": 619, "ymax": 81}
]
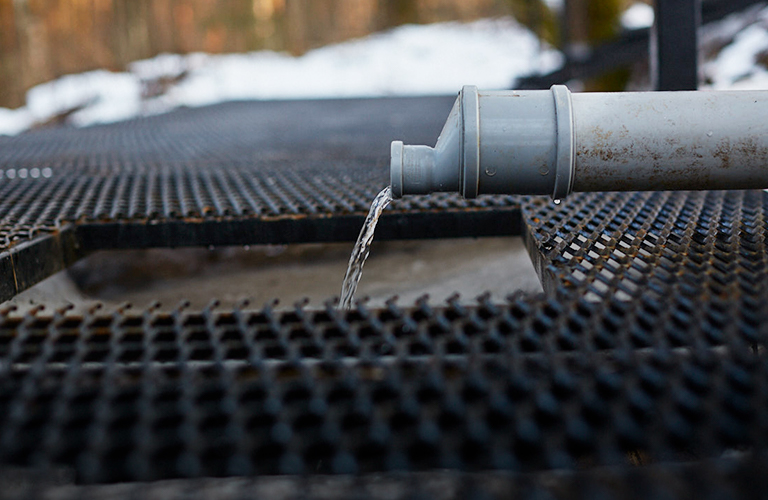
[{"xmin": 339, "ymin": 186, "xmax": 393, "ymax": 309}]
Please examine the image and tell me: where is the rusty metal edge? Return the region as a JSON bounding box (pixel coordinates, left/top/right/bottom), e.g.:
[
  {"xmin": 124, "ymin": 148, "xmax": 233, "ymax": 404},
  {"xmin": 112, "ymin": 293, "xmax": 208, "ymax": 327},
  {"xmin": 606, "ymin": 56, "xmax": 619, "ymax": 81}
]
[
  {"xmin": 521, "ymin": 202, "xmax": 561, "ymax": 295},
  {"xmin": 74, "ymin": 207, "xmax": 524, "ymax": 249},
  {"xmin": 1, "ymin": 206, "xmax": 525, "ymax": 303},
  {"xmin": 0, "ymin": 225, "xmax": 90, "ymax": 304}
]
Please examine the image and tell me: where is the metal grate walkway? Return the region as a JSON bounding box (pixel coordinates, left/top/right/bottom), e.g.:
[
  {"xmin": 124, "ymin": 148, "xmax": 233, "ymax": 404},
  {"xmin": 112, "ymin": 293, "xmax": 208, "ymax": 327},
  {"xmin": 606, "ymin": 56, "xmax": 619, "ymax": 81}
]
[
  {"xmin": 0, "ymin": 96, "xmax": 767, "ymax": 498},
  {"xmin": 0, "ymin": 96, "xmax": 521, "ymax": 302}
]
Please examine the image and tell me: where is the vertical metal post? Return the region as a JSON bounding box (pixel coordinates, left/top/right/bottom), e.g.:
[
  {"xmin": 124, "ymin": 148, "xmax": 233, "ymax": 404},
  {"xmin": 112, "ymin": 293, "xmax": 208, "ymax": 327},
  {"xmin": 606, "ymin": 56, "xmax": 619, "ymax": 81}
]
[
  {"xmin": 651, "ymin": 0, "xmax": 701, "ymax": 90},
  {"xmin": 564, "ymin": 0, "xmax": 590, "ymax": 59}
]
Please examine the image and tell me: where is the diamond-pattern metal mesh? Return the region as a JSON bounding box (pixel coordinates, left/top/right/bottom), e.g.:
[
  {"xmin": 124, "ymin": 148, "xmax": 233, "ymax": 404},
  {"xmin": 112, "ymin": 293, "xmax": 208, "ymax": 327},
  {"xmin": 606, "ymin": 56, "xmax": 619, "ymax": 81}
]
[{"xmin": 523, "ymin": 191, "xmax": 767, "ymax": 348}]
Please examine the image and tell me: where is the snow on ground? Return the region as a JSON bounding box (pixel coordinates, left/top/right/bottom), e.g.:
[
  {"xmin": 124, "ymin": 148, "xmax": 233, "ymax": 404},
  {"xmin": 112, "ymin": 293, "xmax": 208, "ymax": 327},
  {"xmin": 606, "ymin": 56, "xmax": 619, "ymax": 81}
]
[
  {"xmin": 164, "ymin": 18, "xmax": 561, "ymax": 106},
  {"xmin": 0, "ymin": 107, "xmax": 34, "ymax": 136},
  {"xmin": 2, "ymin": 4, "xmax": 768, "ymax": 137},
  {"xmin": 0, "ymin": 17, "xmax": 561, "ymax": 136},
  {"xmin": 703, "ymin": 5, "xmax": 768, "ymax": 90}
]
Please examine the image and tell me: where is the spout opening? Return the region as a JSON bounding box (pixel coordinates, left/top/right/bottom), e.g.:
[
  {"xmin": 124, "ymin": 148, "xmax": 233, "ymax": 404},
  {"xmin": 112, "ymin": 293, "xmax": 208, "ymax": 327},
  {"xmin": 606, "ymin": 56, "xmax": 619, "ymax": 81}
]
[{"xmin": 390, "ymin": 141, "xmax": 404, "ymax": 198}]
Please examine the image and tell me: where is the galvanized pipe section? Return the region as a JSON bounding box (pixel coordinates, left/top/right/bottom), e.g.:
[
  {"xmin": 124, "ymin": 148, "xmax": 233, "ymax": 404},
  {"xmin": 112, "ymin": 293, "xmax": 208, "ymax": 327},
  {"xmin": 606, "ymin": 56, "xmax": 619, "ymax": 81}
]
[{"xmin": 390, "ymin": 85, "xmax": 768, "ymax": 199}]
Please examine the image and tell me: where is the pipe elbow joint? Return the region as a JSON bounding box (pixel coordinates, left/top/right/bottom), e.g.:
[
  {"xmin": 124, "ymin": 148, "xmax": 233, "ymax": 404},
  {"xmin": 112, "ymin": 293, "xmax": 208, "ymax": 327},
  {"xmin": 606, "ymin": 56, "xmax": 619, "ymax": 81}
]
[
  {"xmin": 390, "ymin": 86, "xmax": 471, "ymax": 199},
  {"xmin": 391, "ymin": 140, "xmax": 460, "ymax": 198},
  {"xmin": 391, "ymin": 141, "xmax": 435, "ymax": 198},
  {"xmin": 390, "ymin": 85, "xmax": 575, "ymax": 200}
]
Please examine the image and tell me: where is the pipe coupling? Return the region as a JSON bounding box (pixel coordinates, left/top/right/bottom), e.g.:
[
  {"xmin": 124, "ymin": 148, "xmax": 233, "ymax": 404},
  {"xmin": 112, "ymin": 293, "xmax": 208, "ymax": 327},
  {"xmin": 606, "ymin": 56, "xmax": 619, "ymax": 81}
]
[{"xmin": 390, "ymin": 85, "xmax": 575, "ymax": 199}]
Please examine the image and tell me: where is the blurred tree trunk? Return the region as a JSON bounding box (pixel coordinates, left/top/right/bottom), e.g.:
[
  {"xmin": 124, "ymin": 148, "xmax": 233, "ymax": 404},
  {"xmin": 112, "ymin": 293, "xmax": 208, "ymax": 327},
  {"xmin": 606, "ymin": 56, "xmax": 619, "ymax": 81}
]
[
  {"xmin": 1, "ymin": 0, "xmax": 24, "ymax": 107},
  {"xmin": 504, "ymin": 0, "xmax": 557, "ymax": 46},
  {"xmin": 564, "ymin": 0, "xmax": 626, "ymax": 91},
  {"xmin": 382, "ymin": 0, "xmax": 419, "ymax": 27},
  {"xmin": 586, "ymin": 0, "xmax": 622, "ymax": 42},
  {"xmin": 9, "ymin": 0, "xmax": 45, "ymax": 107},
  {"xmin": 565, "ymin": 0, "xmax": 589, "ymax": 54},
  {"xmin": 0, "ymin": 0, "xmax": 517, "ymax": 109}
]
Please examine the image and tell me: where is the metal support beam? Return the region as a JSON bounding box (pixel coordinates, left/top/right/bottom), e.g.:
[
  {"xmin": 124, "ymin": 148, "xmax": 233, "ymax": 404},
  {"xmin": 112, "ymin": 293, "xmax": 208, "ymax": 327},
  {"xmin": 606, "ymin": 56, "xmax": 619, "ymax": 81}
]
[{"xmin": 652, "ymin": 0, "xmax": 701, "ymax": 90}]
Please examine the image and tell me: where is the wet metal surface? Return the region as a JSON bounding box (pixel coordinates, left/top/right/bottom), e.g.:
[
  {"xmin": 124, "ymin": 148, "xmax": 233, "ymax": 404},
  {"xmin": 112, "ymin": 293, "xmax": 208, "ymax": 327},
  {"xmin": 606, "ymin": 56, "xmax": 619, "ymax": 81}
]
[
  {"xmin": 0, "ymin": 295, "xmax": 765, "ymax": 484},
  {"xmin": 6, "ymin": 456, "xmax": 768, "ymax": 499},
  {"xmin": 0, "ymin": 96, "xmax": 768, "ymax": 497},
  {"xmin": 0, "ymin": 96, "xmax": 521, "ymax": 302}
]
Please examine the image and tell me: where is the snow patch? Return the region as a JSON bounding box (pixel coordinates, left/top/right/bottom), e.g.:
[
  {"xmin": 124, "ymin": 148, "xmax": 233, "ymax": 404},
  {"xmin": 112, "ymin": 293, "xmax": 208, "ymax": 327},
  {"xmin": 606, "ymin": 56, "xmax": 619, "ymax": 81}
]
[
  {"xmin": 168, "ymin": 19, "xmax": 560, "ymax": 103},
  {"xmin": 704, "ymin": 9, "xmax": 768, "ymax": 90},
  {"xmin": 541, "ymin": 0, "xmax": 564, "ymax": 12},
  {"xmin": 621, "ymin": 3, "xmax": 655, "ymax": 30},
  {"xmin": 4, "ymin": 5, "xmax": 768, "ymax": 137},
  {"xmin": 25, "ymin": 71, "xmax": 141, "ymax": 125},
  {"xmin": 0, "ymin": 18, "xmax": 561, "ymax": 136},
  {"xmin": 0, "ymin": 107, "xmax": 34, "ymax": 136}
]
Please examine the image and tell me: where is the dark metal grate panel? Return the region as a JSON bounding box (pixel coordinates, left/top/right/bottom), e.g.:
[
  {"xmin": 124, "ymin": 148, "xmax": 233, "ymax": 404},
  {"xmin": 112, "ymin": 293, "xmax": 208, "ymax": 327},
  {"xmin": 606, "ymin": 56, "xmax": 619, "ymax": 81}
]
[
  {"xmin": 0, "ymin": 95, "xmax": 517, "ymax": 253},
  {"xmin": 0, "ymin": 159, "xmax": 521, "ymax": 227},
  {"xmin": 0, "ymin": 162, "xmax": 517, "ymax": 242},
  {"xmin": 0, "ymin": 291, "xmax": 760, "ymax": 368},
  {"xmin": 7, "ymin": 456, "xmax": 768, "ymax": 500},
  {"xmin": 0, "ymin": 296, "xmax": 765, "ymax": 484},
  {"xmin": 1, "ymin": 96, "xmax": 768, "ymax": 496},
  {"xmin": 0, "ymin": 97, "xmax": 521, "ymax": 301},
  {"xmin": 523, "ymin": 191, "xmax": 768, "ymax": 332}
]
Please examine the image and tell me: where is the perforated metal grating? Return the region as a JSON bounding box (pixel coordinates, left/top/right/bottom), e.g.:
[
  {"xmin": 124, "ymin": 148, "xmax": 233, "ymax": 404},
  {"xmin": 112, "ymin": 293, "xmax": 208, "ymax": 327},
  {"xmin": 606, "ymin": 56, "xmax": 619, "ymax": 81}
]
[
  {"xmin": 0, "ymin": 96, "xmax": 521, "ymax": 302},
  {"xmin": 1, "ymin": 96, "xmax": 768, "ymax": 497},
  {"xmin": 0, "ymin": 306, "xmax": 765, "ymax": 482},
  {"xmin": 523, "ymin": 190, "xmax": 768, "ymax": 341}
]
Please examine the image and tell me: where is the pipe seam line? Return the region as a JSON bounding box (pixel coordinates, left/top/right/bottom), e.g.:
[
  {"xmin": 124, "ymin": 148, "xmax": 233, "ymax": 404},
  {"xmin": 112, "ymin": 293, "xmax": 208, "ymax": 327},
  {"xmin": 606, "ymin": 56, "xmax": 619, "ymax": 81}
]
[
  {"xmin": 461, "ymin": 85, "xmax": 480, "ymax": 198},
  {"xmin": 552, "ymin": 85, "xmax": 575, "ymax": 200},
  {"xmin": 390, "ymin": 140, "xmax": 404, "ymax": 198}
]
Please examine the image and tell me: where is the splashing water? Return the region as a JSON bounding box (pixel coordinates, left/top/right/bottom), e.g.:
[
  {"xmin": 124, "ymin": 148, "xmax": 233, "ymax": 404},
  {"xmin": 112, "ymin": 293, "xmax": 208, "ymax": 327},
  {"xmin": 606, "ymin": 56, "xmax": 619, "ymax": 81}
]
[{"xmin": 339, "ymin": 186, "xmax": 393, "ymax": 309}]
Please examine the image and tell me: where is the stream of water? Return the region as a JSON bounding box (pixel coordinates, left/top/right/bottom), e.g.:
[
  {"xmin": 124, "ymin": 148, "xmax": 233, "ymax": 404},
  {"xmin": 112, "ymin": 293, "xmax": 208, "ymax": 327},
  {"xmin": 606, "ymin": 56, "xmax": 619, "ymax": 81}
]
[{"xmin": 339, "ymin": 186, "xmax": 393, "ymax": 309}]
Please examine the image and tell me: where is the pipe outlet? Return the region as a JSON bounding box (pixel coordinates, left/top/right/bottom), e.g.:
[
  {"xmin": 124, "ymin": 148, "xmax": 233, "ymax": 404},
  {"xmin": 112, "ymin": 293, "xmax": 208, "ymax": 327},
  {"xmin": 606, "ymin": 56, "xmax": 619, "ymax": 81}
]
[{"xmin": 390, "ymin": 85, "xmax": 768, "ymax": 199}]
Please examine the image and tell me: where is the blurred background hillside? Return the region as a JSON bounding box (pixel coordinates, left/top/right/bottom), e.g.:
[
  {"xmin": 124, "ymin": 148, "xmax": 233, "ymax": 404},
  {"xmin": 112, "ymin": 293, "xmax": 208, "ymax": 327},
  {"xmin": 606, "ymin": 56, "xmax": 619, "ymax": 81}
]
[{"xmin": 0, "ymin": 0, "xmax": 631, "ymax": 109}]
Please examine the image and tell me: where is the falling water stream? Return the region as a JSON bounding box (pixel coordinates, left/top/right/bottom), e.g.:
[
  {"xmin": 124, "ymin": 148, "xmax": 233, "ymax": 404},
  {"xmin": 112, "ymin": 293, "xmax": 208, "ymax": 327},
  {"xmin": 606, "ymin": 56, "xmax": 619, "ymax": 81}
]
[{"xmin": 339, "ymin": 186, "xmax": 393, "ymax": 309}]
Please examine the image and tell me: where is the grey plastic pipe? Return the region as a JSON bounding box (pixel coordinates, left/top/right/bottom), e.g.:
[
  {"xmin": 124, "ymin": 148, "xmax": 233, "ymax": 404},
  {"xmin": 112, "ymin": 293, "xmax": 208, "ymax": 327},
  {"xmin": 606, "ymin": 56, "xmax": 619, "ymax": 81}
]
[{"xmin": 390, "ymin": 85, "xmax": 768, "ymax": 199}]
